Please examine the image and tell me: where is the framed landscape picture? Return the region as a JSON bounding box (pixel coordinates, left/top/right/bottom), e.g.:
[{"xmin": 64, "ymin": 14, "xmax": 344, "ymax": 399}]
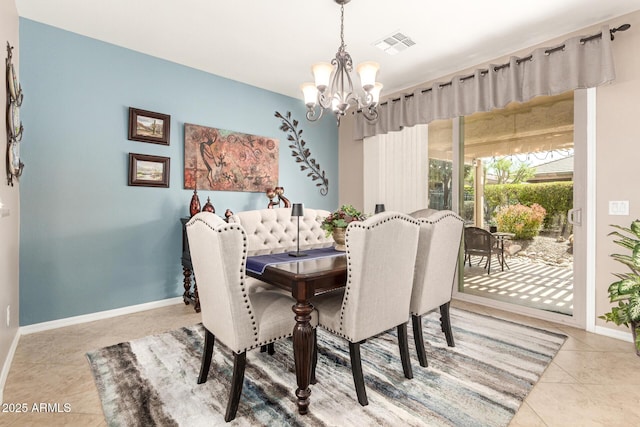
[
  {"xmin": 128, "ymin": 153, "xmax": 170, "ymax": 187},
  {"xmin": 128, "ymin": 107, "xmax": 170, "ymax": 145}
]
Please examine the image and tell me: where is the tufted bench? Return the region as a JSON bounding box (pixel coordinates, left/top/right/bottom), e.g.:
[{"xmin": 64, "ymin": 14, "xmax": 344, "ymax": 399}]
[
  {"xmin": 182, "ymin": 207, "xmax": 333, "ymax": 312},
  {"xmin": 227, "ymin": 207, "xmax": 332, "ymax": 252}
]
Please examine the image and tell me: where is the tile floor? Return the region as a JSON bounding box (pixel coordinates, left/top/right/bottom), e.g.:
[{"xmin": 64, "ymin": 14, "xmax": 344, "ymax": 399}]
[{"xmin": 1, "ymin": 300, "xmax": 639, "ymax": 426}]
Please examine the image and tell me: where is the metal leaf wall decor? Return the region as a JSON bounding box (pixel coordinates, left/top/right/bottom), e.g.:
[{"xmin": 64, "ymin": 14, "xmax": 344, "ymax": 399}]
[{"xmin": 275, "ymin": 111, "xmax": 329, "ymax": 196}]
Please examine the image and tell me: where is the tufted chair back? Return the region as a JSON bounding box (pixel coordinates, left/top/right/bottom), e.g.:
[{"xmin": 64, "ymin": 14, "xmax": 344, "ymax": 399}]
[
  {"xmin": 228, "ymin": 207, "xmax": 332, "ymax": 251},
  {"xmin": 339, "ymin": 212, "xmax": 420, "ymax": 342},
  {"xmin": 409, "ymin": 210, "xmax": 464, "ymax": 315}
]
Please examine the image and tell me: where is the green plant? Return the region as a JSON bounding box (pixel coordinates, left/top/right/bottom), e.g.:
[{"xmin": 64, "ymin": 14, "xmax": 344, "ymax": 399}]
[
  {"xmin": 494, "ymin": 203, "xmax": 546, "ymax": 239},
  {"xmin": 599, "ymin": 220, "xmax": 640, "ymax": 353},
  {"xmin": 484, "ymin": 182, "xmax": 573, "ymax": 229},
  {"xmin": 319, "ymin": 204, "xmax": 366, "ymax": 237}
]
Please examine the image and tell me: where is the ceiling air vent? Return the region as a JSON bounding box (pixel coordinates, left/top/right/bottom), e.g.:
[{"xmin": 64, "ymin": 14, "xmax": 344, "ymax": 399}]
[{"xmin": 374, "ymin": 31, "xmax": 416, "ymax": 55}]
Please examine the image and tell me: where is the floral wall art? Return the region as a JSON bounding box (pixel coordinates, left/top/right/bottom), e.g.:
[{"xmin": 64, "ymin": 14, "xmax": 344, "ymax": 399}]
[{"xmin": 184, "ymin": 124, "xmax": 279, "ymax": 192}]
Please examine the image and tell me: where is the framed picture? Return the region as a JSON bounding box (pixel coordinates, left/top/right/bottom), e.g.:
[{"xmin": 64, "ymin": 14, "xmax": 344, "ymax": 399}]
[
  {"xmin": 128, "ymin": 107, "xmax": 170, "ymax": 145},
  {"xmin": 128, "ymin": 153, "xmax": 170, "ymax": 187},
  {"xmin": 184, "ymin": 123, "xmax": 279, "ymax": 192}
]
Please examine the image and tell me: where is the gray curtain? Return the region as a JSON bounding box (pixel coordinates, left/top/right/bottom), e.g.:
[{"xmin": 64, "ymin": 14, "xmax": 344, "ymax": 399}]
[{"xmin": 354, "ymin": 25, "xmax": 615, "ymax": 140}]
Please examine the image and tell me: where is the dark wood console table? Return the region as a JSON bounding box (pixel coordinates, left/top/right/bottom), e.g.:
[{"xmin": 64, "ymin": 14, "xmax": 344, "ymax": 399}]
[{"xmin": 181, "ymin": 217, "xmax": 200, "ymax": 312}]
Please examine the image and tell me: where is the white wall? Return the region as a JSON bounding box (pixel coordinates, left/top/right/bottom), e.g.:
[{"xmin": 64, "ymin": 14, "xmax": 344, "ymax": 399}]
[
  {"xmin": 0, "ymin": 0, "xmax": 20, "ymax": 403},
  {"xmin": 595, "ymin": 11, "xmax": 640, "ymax": 332}
]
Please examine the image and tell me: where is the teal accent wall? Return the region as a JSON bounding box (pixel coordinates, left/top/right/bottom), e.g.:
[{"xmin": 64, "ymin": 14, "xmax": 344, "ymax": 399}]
[{"xmin": 18, "ymin": 19, "xmax": 338, "ymax": 325}]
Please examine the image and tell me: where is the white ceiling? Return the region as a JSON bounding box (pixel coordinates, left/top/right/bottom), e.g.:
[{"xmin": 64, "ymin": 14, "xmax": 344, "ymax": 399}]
[{"xmin": 15, "ymin": 0, "xmax": 640, "ymax": 100}]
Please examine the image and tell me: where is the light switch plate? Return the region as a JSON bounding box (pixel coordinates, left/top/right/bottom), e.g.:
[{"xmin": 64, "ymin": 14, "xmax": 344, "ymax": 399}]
[{"xmin": 609, "ymin": 201, "xmax": 629, "ymax": 216}]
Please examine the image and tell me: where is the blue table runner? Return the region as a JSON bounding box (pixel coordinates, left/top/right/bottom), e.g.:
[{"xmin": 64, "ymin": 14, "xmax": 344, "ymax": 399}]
[{"xmin": 246, "ymin": 247, "xmax": 343, "ymax": 275}]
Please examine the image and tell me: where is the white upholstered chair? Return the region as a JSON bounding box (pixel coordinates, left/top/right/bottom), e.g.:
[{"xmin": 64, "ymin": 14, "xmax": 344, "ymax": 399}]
[
  {"xmin": 408, "ymin": 207, "xmax": 438, "ymax": 219},
  {"xmin": 409, "ymin": 209, "xmax": 464, "ymax": 367},
  {"xmin": 186, "ymin": 212, "xmax": 317, "ymax": 422},
  {"xmin": 311, "ymin": 212, "xmax": 420, "ymax": 406}
]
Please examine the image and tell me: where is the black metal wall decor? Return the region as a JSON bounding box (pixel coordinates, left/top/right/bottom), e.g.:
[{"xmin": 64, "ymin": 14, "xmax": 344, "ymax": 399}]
[
  {"xmin": 5, "ymin": 42, "xmax": 24, "ymax": 186},
  {"xmin": 275, "ymin": 111, "xmax": 329, "ymax": 196}
]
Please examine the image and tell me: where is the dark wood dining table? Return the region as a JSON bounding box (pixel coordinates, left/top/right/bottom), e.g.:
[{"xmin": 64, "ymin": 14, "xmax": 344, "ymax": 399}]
[{"xmin": 245, "ymin": 245, "xmax": 347, "ymax": 415}]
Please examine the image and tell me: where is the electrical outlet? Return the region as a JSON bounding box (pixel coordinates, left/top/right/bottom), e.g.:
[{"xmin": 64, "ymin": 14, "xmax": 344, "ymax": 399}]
[
  {"xmin": 6, "ymin": 305, "xmax": 9, "ymax": 327},
  {"xmin": 609, "ymin": 200, "xmax": 630, "ymax": 216}
]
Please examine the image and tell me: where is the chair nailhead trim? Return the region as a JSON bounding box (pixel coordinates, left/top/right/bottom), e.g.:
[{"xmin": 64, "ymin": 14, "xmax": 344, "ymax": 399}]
[
  {"xmin": 186, "ymin": 217, "xmax": 261, "ymax": 344},
  {"xmin": 240, "ymin": 332, "xmax": 295, "ymax": 353},
  {"xmin": 337, "ymin": 212, "xmax": 421, "ymax": 333}
]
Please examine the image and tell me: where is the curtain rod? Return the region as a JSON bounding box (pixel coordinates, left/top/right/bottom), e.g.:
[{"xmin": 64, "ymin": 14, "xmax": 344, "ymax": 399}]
[{"xmin": 376, "ymin": 23, "xmax": 631, "ymax": 107}]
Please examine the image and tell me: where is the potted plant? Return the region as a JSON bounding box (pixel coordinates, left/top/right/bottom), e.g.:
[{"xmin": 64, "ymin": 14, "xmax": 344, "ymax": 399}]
[
  {"xmin": 320, "ymin": 204, "xmax": 366, "ymax": 251},
  {"xmin": 599, "ymin": 219, "xmax": 640, "ymax": 356}
]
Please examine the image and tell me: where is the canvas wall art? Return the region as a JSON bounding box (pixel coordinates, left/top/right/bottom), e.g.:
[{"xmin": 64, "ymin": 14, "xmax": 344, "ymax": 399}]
[{"xmin": 184, "ymin": 124, "xmax": 279, "ymax": 192}]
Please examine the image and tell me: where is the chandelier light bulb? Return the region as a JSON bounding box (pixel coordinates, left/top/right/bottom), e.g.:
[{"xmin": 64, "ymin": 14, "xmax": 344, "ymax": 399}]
[
  {"xmin": 300, "ymin": 83, "xmax": 319, "ymax": 107},
  {"xmin": 312, "ymin": 62, "xmax": 333, "ymax": 92},
  {"xmin": 370, "ymin": 82, "xmax": 383, "ymax": 104},
  {"xmin": 356, "ymin": 61, "xmax": 380, "ymax": 91},
  {"xmin": 332, "ymin": 92, "xmax": 349, "ymax": 115}
]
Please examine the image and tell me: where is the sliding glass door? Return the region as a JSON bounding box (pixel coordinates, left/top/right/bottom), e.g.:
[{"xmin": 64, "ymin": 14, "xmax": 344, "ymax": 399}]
[
  {"xmin": 447, "ymin": 91, "xmax": 586, "ymax": 327},
  {"xmin": 363, "ymin": 90, "xmax": 589, "ymax": 327}
]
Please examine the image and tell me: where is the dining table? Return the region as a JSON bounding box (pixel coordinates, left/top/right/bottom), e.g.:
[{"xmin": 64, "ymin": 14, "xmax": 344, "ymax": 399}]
[{"xmin": 245, "ymin": 244, "xmax": 347, "ymax": 415}]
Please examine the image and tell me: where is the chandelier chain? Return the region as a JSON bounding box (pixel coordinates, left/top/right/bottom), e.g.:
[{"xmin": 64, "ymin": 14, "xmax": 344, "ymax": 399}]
[{"xmin": 340, "ymin": 4, "xmax": 345, "ymax": 50}]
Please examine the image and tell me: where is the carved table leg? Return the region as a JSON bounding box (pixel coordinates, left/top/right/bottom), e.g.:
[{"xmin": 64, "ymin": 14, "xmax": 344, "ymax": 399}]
[
  {"xmin": 182, "ymin": 267, "xmax": 200, "ymax": 313},
  {"xmin": 193, "ymin": 278, "xmax": 200, "ymax": 313},
  {"xmin": 182, "ymin": 267, "xmax": 192, "ymax": 305},
  {"xmin": 292, "ymin": 299, "xmax": 314, "ymax": 415}
]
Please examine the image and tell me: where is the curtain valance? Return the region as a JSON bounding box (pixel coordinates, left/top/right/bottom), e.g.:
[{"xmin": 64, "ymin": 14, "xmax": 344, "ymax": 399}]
[{"xmin": 354, "ymin": 25, "xmax": 615, "ymax": 140}]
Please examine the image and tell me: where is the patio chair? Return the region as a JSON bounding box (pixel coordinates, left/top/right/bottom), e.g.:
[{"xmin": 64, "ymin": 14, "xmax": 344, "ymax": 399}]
[{"xmin": 463, "ymin": 226, "xmax": 502, "ymax": 274}]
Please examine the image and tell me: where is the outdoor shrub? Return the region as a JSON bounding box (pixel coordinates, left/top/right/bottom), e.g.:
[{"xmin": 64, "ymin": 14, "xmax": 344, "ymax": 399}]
[
  {"xmin": 484, "ymin": 182, "xmax": 572, "ymax": 228},
  {"xmin": 495, "ymin": 203, "xmax": 546, "ymax": 239}
]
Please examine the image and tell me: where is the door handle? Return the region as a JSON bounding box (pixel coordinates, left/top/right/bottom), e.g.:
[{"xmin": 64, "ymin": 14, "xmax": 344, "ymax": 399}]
[{"xmin": 568, "ymin": 208, "xmax": 582, "ymax": 226}]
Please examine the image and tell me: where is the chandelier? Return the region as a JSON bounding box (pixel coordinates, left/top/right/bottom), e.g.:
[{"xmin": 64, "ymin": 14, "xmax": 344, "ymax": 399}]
[{"xmin": 300, "ymin": 0, "xmax": 382, "ymax": 126}]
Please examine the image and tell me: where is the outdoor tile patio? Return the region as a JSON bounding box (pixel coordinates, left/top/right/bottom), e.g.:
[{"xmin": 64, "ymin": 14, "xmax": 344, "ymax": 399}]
[{"xmin": 463, "ymin": 255, "xmax": 574, "ymax": 315}]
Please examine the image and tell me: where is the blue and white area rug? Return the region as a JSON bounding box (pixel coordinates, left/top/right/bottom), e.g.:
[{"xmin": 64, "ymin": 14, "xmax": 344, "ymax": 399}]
[{"xmin": 86, "ymin": 308, "xmax": 566, "ymax": 426}]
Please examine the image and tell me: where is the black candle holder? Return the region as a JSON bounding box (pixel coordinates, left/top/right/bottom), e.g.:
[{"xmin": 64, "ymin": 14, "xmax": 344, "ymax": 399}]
[{"xmin": 289, "ymin": 203, "xmax": 307, "ymax": 257}]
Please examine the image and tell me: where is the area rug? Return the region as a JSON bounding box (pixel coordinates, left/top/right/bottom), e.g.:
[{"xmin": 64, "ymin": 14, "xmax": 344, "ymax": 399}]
[{"xmin": 86, "ymin": 308, "xmax": 566, "ymax": 426}]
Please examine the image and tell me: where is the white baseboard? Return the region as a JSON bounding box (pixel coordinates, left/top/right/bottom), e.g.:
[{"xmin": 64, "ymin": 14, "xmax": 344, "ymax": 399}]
[
  {"xmin": 0, "ymin": 330, "xmax": 21, "ymax": 404},
  {"xmin": 594, "ymin": 324, "xmax": 633, "ymax": 343},
  {"xmin": 2, "ymin": 296, "xmax": 634, "ymax": 404},
  {"xmin": 1, "ymin": 297, "xmax": 185, "ymax": 403},
  {"xmin": 19, "ymin": 296, "xmax": 184, "ymax": 335}
]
